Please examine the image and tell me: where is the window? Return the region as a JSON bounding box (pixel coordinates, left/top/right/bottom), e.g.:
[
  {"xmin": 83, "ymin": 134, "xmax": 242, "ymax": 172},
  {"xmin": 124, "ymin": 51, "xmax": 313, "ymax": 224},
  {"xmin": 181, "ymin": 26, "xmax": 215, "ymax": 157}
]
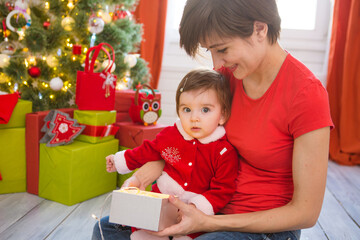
[
  {"xmin": 279, "ymin": 0, "xmax": 331, "ymax": 40},
  {"xmin": 166, "ymin": 0, "xmax": 331, "ymax": 40},
  {"xmin": 278, "ymin": 0, "xmax": 317, "ymax": 30}
]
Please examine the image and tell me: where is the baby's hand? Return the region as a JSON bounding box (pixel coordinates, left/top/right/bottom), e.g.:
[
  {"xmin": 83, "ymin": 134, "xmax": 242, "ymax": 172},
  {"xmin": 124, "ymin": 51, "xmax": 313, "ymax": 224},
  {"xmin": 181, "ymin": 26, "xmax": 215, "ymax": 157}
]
[{"xmin": 106, "ymin": 154, "xmax": 116, "ymax": 172}]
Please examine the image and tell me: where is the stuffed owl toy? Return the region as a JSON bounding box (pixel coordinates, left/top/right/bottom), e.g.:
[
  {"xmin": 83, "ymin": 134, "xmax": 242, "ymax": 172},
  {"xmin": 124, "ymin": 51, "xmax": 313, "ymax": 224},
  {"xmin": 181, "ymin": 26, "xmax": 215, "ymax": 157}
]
[{"xmin": 129, "ymin": 84, "xmax": 162, "ymax": 125}]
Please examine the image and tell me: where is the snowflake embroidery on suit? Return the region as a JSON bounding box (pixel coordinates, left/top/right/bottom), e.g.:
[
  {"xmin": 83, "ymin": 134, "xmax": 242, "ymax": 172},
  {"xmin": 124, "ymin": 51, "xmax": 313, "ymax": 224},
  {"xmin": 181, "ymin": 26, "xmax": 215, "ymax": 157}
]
[{"xmin": 161, "ymin": 147, "xmax": 181, "ymax": 165}]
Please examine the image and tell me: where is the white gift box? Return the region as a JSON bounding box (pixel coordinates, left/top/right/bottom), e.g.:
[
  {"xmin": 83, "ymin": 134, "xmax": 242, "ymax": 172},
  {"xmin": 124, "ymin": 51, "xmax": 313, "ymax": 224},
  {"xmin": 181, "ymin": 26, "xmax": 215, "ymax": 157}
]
[{"xmin": 109, "ymin": 188, "xmax": 178, "ymax": 231}]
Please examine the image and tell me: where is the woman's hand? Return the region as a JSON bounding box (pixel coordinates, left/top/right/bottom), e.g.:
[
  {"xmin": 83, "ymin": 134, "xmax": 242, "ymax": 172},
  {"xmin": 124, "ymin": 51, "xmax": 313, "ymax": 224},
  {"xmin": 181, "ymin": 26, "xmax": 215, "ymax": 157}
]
[
  {"xmin": 150, "ymin": 196, "xmax": 209, "ymax": 237},
  {"xmin": 121, "ymin": 160, "xmax": 165, "ymax": 190},
  {"xmin": 121, "ymin": 175, "xmax": 144, "ymax": 189}
]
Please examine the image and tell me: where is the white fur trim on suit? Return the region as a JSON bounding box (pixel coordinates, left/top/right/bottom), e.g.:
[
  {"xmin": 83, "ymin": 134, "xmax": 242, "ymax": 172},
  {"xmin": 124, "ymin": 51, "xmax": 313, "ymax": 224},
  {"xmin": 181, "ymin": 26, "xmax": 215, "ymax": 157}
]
[
  {"xmin": 157, "ymin": 172, "xmax": 185, "ymax": 196},
  {"xmin": 179, "ymin": 191, "xmax": 198, "ymax": 204},
  {"xmin": 131, "ymin": 230, "xmax": 169, "ymax": 240},
  {"xmin": 198, "ymin": 126, "xmax": 226, "ymax": 144},
  {"xmin": 175, "ymin": 119, "xmax": 226, "ymax": 144},
  {"xmin": 114, "ymin": 150, "xmax": 132, "ymax": 174},
  {"xmin": 188, "ymin": 194, "xmax": 214, "ymax": 215},
  {"xmin": 157, "ymin": 172, "xmax": 214, "ymax": 215}
]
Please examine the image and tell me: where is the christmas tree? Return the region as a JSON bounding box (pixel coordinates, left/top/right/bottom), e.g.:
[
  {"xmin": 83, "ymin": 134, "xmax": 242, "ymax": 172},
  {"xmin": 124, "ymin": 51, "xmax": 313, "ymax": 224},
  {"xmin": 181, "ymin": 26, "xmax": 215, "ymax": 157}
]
[{"xmin": 0, "ymin": 0, "xmax": 150, "ymax": 111}]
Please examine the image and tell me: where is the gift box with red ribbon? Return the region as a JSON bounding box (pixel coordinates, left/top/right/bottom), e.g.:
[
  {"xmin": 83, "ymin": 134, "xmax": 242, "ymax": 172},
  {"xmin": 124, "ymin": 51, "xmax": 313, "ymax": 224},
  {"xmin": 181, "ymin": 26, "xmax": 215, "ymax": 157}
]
[
  {"xmin": 73, "ymin": 110, "xmax": 119, "ymax": 144},
  {"xmin": 115, "ymin": 121, "xmax": 166, "ymax": 149},
  {"xmin": 25, "ymin": 108, "xmax": 75, "ymax": 195}
]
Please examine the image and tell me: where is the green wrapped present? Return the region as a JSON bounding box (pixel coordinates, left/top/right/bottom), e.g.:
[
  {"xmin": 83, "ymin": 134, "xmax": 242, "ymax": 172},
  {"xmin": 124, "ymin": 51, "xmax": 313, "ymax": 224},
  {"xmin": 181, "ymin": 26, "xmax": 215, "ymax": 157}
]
[
  {"xmin": 0, "ymin": 128, "xmax": 26, "ymax": 194},
  {"xmin": 39, "ymin": 139, "xmax": 118, "ymax": 205},
  {"xmin": 0, "ymin": 100, "xmax": 32, "ymax": 129},
  {"xmin": 73, "ymin": 110, "xmax": 118, "ymax": 144}
]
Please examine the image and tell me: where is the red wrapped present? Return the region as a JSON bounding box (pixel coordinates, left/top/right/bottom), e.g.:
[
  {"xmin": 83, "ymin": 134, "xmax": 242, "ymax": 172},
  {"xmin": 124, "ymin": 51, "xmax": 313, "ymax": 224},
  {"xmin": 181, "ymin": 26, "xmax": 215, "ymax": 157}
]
[
  {"xmin": 25, "ymin": 108, "xmax": 75, "ymax": 195},
  {"xmin": 115, "ymin": 121, "xmax": 166, "ymax": 149},
  {"xmin": 116, "ymin": 112, "xmax": 131, "ymax": 122}
]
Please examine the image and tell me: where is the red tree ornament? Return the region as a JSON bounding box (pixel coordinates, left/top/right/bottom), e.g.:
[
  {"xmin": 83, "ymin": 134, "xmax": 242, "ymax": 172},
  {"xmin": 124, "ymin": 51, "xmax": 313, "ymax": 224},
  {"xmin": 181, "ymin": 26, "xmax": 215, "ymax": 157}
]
[
  {"xmin": 28, "ymin": 66, "xmax": 41, "ymax": 78},
  {"xmin": 72, "ymin": 44, "xmax": 82, "ymax": 55},
  {"xmin": 40, "ymin": 110, "xmax": 85, "ymax": 147},
  {"xmin": 43, "ymin": 21, "xmax": 51, "ymax": 29},
  {"xmin": 5, "ymin": 2, "xmax": 14, "ymax": 11},
  {"xmin": 112, "ymin": 6, "xmax": 132, "ymax": 21}
]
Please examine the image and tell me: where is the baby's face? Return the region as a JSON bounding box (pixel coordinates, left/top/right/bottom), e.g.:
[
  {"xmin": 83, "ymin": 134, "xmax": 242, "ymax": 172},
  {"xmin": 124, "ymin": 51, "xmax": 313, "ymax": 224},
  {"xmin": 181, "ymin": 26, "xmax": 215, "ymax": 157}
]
[{"xmin": 178, "ymin": 88, "xmax": 225, "ymax": 140}]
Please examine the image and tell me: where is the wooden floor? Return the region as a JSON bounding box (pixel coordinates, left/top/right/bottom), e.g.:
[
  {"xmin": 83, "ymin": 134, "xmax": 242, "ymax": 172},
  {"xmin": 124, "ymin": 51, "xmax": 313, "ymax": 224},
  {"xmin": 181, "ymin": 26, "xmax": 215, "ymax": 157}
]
[{"xmin": 1, "ymin": 160, "xmax": 360, "ymax": 240}]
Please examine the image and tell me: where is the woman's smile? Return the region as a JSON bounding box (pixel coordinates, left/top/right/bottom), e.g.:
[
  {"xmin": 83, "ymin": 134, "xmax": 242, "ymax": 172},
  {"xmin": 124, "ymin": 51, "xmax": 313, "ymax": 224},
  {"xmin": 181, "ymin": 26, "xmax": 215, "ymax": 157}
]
[{"xmin": 227, "ymin": 64, "xmax": 238, "ymax": 72}]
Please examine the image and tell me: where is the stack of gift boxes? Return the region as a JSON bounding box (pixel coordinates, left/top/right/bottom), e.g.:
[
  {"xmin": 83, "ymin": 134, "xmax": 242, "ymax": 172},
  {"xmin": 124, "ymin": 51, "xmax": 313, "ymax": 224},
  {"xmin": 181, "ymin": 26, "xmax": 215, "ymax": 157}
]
[
  {"xmin": 39, "ymin": 110, "xmax": 119, "ymax": 206},
  {"xmin": 0, "ymin": 86, "xmax": 175, "ymax": 231},
  {"xmin": 25, "ymin": 108, "xmax": 119, "ymax": 205},
  {"xmin": 1, "ymin": 42, "xmax": 172, "ymax": 229},
  {"xmin": 0, "ymin": 88, "xmax": 166, "ymax": 206}
]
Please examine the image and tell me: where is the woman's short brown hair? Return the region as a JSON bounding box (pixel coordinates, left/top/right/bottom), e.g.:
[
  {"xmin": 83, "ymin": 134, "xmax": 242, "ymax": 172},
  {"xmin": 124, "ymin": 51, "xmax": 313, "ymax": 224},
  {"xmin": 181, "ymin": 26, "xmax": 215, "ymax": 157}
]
[
  {"xmin": 176, "ymin": 68, "xmax": 232, "ymax": 123},
  {"xmin": 179, "ymin": 0, "xmax": 281, "ymax": 57}
]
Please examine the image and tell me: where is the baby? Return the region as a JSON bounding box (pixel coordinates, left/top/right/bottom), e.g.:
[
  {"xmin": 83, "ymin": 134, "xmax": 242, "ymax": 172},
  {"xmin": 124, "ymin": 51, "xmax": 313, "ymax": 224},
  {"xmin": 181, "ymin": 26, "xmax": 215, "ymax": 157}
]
[{"xmin": 106, "ymin": 68, "xmax": 239, "ymax": 240}]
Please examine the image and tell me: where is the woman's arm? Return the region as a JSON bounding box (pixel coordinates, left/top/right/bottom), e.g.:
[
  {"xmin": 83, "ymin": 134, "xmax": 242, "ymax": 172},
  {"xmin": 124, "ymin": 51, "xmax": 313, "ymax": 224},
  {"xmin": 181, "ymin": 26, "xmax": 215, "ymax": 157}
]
[
  {"xmin": 153, "ymin": 127, "xmax": 330, "ymax": 236},
  {"xmin": 122, "ymin": 160, "xmax": 165, "ymax": 190}
]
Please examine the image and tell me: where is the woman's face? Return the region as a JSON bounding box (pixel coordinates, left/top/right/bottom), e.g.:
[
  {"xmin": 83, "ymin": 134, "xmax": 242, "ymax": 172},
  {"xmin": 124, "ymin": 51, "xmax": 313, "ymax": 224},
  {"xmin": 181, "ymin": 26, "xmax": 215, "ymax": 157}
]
[{"xmin": 201, "ymin": 32, "xmax": 267, "ymax": 80}]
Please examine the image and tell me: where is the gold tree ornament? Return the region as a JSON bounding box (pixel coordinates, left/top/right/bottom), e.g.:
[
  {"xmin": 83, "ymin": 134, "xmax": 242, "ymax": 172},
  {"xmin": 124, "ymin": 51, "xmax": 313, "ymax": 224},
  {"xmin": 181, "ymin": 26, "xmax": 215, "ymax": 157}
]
[
  {"xmin": 0, "ymin": 54, "xmax": 10, "ymax": 68},
  {"xmin": 46, "ymin": 54, "xmax": 59, "ymax": 68},
  {"xmin": 0, "ymin": 72, "xmax": 10, "ymax": 83},
  {"xmin": 61, "ymin": 16, "xmax": 75, "ymax": 31}
]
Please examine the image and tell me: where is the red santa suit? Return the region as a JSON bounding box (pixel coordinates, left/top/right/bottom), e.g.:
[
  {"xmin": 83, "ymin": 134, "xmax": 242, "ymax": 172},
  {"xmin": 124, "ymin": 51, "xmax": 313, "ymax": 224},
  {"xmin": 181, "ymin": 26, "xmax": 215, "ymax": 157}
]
[{"xmin": 114, "ymin": 120, "xmax": 239, "ymax": 240}]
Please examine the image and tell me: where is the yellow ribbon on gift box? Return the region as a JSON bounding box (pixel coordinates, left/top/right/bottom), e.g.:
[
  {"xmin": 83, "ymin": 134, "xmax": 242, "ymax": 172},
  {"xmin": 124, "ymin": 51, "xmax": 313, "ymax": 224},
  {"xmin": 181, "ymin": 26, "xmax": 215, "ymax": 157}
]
[{"xmin": 116, "ymin": 187, "xmax": 171, "ymax": 199}]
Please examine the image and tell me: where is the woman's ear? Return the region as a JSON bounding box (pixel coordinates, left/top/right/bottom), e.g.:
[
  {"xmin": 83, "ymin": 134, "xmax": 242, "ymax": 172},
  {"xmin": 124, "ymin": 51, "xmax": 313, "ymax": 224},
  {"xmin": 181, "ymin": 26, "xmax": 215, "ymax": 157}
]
[{"xmin": 253, "ymin": 21, "xmax": 268, "ymax": 41}]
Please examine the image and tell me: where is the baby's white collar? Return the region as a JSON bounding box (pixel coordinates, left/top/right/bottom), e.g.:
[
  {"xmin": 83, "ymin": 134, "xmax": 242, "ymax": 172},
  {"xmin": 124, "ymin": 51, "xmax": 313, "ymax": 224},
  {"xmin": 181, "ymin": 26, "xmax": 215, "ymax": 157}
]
[{"xmin": 175, "ymin": 119, "xmax": 226, "ymax": 144}]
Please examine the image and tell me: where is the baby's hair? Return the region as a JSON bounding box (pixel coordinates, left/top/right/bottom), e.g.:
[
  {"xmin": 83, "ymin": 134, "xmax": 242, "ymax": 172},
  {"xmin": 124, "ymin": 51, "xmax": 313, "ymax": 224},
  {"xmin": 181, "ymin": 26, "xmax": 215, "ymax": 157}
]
[{"xmin": 176, "ymin": 68, "xmax": 232, "ymax": 123}]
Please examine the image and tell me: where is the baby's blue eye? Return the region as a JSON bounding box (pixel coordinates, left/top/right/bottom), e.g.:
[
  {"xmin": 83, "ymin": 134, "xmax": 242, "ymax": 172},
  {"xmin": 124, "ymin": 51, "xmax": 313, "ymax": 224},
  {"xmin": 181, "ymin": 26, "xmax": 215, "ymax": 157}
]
[
  {"xmin": 202, "ymin": 107, "xmax": 210, "ymax": 113},
  {"xmin": 183, "ymin": 107, "xmax": 191, "ymax": 113}
]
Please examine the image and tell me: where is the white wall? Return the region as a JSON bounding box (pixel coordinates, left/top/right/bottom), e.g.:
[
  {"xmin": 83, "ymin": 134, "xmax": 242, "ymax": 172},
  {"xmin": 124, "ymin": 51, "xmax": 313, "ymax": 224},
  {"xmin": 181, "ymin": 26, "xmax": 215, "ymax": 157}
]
[{"xmin": 157, "ymin": 0, "xmax": 333, "ymax": 126}]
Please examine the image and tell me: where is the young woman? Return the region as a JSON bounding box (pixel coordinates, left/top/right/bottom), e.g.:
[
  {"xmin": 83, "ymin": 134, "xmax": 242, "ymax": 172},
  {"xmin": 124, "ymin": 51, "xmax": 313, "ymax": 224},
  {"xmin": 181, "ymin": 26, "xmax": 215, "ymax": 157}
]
[{"xmin": 93, "ymin": 0, "xmax": 333, "ymax": 239}]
